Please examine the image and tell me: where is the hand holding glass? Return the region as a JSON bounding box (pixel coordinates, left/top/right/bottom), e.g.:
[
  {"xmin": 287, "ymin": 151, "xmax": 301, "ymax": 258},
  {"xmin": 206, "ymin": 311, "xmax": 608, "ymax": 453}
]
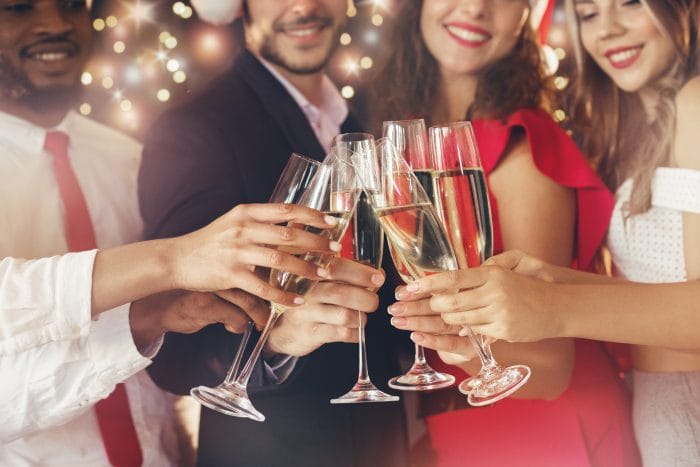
[
  {"xmin": 191, "ymin": 150, "xmax": 357, "ymax": 421},
  {"xmin": 429, "ymin": 122, "xmax": 530, "ymax": 406},
  {"xmin": 382, "ymin": 120, "xmax": 455, "ymax": 391},
  {"xmin": 330, "ymin": 133, "xmax": 399, "ymax": 404}
]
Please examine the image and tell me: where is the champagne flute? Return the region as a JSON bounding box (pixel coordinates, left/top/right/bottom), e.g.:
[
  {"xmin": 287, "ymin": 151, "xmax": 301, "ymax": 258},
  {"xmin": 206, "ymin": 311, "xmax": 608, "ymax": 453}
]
[
  {"xmin": 330, "ymin": 133, "xmax": 399, "ymax": 404},
  {"xmin": 191, "ymin": 150, "xmax": 358, "ymax": 421},
  {"xmin": 191, "ymin": 153, "xmax": 321, "ymax": 413},
  {"xmin": 429, "ymin": 121, "xmax": 530, "ymax": 406},
  {"xmin": 382, "ymin": 120, "xmax": 455, "ymax": 391}
]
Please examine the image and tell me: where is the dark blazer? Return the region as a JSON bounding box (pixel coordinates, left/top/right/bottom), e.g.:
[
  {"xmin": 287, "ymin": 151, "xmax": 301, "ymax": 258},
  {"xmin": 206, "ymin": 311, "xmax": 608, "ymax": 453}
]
[{"xmin": 139, "ymin": 49, "xmax": 409, "ymax": 467}]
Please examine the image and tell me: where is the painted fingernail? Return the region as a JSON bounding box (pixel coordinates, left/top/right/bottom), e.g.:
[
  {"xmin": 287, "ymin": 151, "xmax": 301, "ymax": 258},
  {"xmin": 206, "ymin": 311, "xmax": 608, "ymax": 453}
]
[
  {"xmin": 293, "ymin": 296, "xmax": 306, "ymax": 305},
  {"xmin": 405, "ymin": 282, "xmax": 420, "ymax": 293},
  {"xmin": 324, "ymin": 215, "xmax": 339, "ymax": 225},
  {"xmin": 371, "ymin": 273, "xmax": 385, "ymax": 286},
  {"xmin": 329, "ymin": 241, "xmax": 342, "ymax": 252},
  {"xmin": 387, "ymin": 304, "xmax": 405, "ymax": 316},
  {"xmin": 317, "ymin": 267, "xmax": 330, "ymax": 278},
  {"xmin": 391, "ymin": 317, "xmax": 407, "ymax": 327},
  {"xmin": 410, "ymin": 332, "xmax": 425, "ymax": 343}
]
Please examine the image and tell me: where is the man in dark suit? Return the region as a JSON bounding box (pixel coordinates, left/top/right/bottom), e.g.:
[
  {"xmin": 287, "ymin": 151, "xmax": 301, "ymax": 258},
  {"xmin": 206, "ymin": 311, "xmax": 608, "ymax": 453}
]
[{"xmin": 138, "ymin": 1, "xmax": 409, "ymax": 465}]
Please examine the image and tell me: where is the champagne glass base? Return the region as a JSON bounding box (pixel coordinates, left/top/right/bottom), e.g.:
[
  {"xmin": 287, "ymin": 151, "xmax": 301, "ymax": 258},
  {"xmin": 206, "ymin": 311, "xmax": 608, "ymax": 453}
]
[
  {"xmin": 330, "ymin": 381, "xmax": 400, "ymax": 404},
  {"xmin": 190, "ymin": 384, "xmax": 265, "ymax": 422},
  {"xmin": 458, "ymin": 365, "xmax": 531, "ymax": 406},
  {"xmin": 388, "ymin": 364, "xmax": 456, "ymax": 391}
]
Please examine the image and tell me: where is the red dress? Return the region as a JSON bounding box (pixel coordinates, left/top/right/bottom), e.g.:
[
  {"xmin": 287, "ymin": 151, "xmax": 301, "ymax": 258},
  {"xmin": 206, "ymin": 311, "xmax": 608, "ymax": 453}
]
[{"xmin": 423, "ymin": 109, "xmax": 641, "ymax": 467}]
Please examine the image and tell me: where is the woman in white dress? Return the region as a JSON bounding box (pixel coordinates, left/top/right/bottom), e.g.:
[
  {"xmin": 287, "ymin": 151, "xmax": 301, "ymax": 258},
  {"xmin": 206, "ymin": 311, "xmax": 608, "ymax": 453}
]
[{"xmin": 392, "ymin": 0, "xmax": 700, "ymax": 464}]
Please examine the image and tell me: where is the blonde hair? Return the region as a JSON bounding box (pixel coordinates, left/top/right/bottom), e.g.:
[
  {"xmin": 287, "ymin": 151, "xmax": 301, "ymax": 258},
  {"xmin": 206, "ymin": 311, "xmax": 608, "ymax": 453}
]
[{"xmin": 564, "ymin": 0, "xmax": 698, "ymax": 216}]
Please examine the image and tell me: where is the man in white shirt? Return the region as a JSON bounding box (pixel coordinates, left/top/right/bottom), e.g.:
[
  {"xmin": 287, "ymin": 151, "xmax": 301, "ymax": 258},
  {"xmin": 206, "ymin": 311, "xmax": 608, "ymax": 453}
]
[{"xmin": 139, "ymin": 1, "xmax": 410, "ymax": 465}]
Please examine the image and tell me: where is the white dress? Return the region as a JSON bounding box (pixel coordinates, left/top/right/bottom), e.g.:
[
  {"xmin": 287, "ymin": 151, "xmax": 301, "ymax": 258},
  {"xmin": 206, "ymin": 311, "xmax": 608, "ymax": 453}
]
[{"xmin": 607, "ymin": 167, "xmax": 700, "ymax": 467}]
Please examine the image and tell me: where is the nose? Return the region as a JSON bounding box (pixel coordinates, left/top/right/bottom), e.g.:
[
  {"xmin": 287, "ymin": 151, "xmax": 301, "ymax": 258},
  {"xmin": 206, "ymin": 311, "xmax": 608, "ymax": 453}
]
[
  {"xmin": 33, "ymin": 2, "xmax": 74, "ymax": 37},
  {"xmin": 459, "ymin": 0, "xmax": 487, "ymax": 18},
  {"xmin": 290, "ymin": 0, "xmax": 322, "ymax": 16},
  {"xmin": 596, "ymin": 7, "xmax": 625, "ymax": 40}
]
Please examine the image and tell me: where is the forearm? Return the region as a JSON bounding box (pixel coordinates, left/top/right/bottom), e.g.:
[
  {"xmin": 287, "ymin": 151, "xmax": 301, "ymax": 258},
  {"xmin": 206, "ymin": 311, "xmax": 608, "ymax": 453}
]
[
  {"xmin": 555, "ymin": 281, "xmax": 700, "ymax": 350},
  {"xmin": 91, "ymin": 239, "xmax": 177, "ymax": 315},
  {"xmin": 543, "ymin": 263, "xmax": 620, "ymax": 285}
]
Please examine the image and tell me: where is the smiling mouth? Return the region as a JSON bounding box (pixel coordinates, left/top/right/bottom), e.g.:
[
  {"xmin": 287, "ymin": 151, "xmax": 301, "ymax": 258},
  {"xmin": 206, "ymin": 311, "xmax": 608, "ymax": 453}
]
[
  {"xmin": 445, "ymin": 25, "xmax": 490, "ymax": 44},
  {"xmin": 605, "ymin": 46, "xmax": 642, "ymax": 68},
  {"xmin": 287, "ymin": 22, "xmax": 328, "ymax": 36},
  {"xmin": 27, "ymin": 51, "xmax": 73, "ymax": 61},
  {"xmin": 21, "ymin": 40, "xmax": 79, "ymax": 64}
]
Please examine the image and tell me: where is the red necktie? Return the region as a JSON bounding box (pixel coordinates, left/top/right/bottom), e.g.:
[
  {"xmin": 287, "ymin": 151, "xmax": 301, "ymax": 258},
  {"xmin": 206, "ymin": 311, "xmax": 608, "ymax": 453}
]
[{"xmin": 44, "ymin": 131, "xmax": 144, "ymax": 467}]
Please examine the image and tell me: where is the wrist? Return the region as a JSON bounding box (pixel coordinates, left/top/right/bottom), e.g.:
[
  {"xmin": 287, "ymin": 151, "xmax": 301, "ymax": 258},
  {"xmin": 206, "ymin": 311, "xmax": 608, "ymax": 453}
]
[
  {"xmin": 128, "ymin": 300, "xmax": 166, "ymax": 353},
  {"xmin": 151, "ymin": 238, "xmax": 180, "ymax": 291}
]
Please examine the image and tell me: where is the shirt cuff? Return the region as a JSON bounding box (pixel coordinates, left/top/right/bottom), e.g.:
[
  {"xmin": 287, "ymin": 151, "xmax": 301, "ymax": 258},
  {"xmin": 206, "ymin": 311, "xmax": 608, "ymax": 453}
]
[
  {"xmin": 262, "ymin": 354, "xmax": 298, "ymax": 384},
  {"xmin": 139, "ymin": 333, "xmax": 164, "ymax": 359},
  {"xmin": 86, "ymin": 304, "xmax": 152, "ymax": 397}
]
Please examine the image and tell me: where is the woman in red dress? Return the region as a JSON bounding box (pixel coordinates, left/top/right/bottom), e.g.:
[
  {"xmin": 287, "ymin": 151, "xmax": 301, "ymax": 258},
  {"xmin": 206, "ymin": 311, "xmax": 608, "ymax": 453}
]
[{"xmin": 367, "ymin": 1, "xmax": 640, "ymax": 465}]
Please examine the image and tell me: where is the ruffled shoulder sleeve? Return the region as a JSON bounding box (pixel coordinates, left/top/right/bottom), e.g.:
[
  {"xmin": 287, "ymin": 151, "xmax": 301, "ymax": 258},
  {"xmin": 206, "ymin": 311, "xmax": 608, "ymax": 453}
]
[{"xmin": 472, "ymin": 108, "xmax": 614, "ymax": 271}]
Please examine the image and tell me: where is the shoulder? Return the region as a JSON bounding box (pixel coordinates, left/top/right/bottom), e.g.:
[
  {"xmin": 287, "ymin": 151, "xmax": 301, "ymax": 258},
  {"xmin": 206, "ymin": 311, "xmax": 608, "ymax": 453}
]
[{"xmin": 673, "ymin": 76, "xmax": 700, "ymax": 170}]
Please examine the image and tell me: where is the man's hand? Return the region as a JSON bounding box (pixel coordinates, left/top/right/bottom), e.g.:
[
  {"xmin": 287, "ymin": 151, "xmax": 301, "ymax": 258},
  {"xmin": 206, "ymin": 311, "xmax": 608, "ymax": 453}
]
[
  {"xmin": 129, "ymin": 289, "xmax": 270, "ymax": 351},
  {"xmin": 264, "ymin": 257, "xmax": 385, "ymax": 357}
]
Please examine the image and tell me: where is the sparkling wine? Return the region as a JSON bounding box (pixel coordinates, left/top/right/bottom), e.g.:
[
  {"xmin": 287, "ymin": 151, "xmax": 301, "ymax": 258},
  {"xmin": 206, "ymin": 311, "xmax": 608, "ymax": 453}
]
[
  {"xmin": 376, "ymin": 202, "xmax": 457, "ymax": 279},
  {"xmin": 352, "ymin": 191, "xmax": 384, "ymax": 268},
  {"xmin": 271, "ymin": 209, "xmax": 353, "ymax": 303},
  {"xmin": 412, "ymin": 169, "xmax": 436, "ymax": 203},
  {"xmin": 387, "ymin": 169, "xmax": 436, "ymax": 282},
  {"xmin": 432, "ymin": 168, "xmax": 493, "ymax": 269}
]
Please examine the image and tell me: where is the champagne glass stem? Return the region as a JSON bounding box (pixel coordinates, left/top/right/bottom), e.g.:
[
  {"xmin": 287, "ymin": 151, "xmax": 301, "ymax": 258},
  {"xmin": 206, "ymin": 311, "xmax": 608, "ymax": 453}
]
[
  {"xmin": 357, "ymin": 310, "xmax": 371, "ymax": 384},
  {"xmin": 229, "ymin": 306, "xmax": 283, "ymax": 388},
  {"xmin": 223, "ymin": 320, "xmax": 254, "ymax": 386},
  {"xmin": 414, "ymin": 343, "xmax": 428, "ymax": 366},
  {"xmin": 462, "ymin": 325, "xmax": 497, "ymax": 369}
]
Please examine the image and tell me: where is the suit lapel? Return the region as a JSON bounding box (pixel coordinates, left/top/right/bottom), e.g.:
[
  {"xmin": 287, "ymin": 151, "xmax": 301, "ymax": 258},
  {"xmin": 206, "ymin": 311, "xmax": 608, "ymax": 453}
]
[{"xmin": 236, "ymin": 49, "xmax": 327, "ymax": 162}]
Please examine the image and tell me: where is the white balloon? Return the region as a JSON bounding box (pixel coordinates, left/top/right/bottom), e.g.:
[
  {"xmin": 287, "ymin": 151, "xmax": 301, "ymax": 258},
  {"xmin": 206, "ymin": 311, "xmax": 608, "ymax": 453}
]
[{"xmin": 190, "ymin": 0, "xmax": 243, "ymax": 25}]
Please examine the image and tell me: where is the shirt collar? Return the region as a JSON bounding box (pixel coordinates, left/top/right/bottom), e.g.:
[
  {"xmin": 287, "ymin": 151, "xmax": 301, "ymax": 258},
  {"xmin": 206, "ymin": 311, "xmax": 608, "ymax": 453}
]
[
  {"xmin": 0, "ymin": 110, "xmax": 77, "ymax": 154},
  {"xmin": 255, "ymin": 54, "xmax": 348, "ymax": 131}
]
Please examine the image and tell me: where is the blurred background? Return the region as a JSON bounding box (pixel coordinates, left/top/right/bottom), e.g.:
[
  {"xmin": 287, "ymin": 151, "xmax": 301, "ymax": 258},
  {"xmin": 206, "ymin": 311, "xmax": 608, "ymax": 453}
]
[{"xmin": 85, "ymin": 0, "xmax": 574, "ymax": 140}]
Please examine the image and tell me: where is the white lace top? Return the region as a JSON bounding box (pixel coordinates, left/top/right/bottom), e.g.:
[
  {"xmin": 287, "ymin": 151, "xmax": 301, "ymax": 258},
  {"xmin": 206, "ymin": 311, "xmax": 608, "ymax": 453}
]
[{"xmin": 607, "ymin": 167, "xmax": 700, "ymax": 283}]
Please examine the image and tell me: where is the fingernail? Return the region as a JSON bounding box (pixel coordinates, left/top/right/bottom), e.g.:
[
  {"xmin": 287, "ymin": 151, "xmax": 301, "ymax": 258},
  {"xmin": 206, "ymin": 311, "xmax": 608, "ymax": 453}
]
[
  {"xmin": 395, "ymin": 288, "xmax": 409, "ymax": 300},
  {"xmin": 293, "ymin": 296, "xmax": 306, "ymax": 305},
  {"xmin": 391, "ymin": 317, "xmax": 407, "ymax": 327},
  {"xmin": 458, "ymin": 327, "xmax": 469, "ymax": 337},
  {"xmin": 410, "ymin": 332, "xmax": 425, "ymax": 343},
  {"xmin": 317, "ymin": 267, "xmax": 330, "ymax": 278},
  {"xmin": 387, "ymin": 303, "xmax": 405, "ymax": 316},
  {"xmin": 405, "ymin": 282, "xmax": 420, "ymax": 293},
  {"xmin": 371, "ymin": 273, "xmax": 385, "ymax": 286},
  {"xmin": 329, "ymin": 241, "xmax": 342, "ymax": 252},
  {"xmin": 324, "ymin": 215, "xmax": 339, "ymax": 225}
]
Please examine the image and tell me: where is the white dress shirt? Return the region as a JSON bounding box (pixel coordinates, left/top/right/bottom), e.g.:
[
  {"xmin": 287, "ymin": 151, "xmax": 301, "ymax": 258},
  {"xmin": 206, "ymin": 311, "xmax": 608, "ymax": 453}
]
[
  {"xmin": 0, "ymin": 110, "xmax": 178, "ymax": 466},
  {"xmin": 258, "ymin": 56, "xmax": 349, "ymax": 153}
]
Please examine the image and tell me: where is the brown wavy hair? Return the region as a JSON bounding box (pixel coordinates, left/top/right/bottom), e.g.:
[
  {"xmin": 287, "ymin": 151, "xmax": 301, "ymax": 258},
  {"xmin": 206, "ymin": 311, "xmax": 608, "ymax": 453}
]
[
  {"xmin": 564, "ymin": 0, "xmax": 699, "ymax": 216},
  {"xmin": 366, "ymin": 1, "xmax": 553, "ymax": 132}
]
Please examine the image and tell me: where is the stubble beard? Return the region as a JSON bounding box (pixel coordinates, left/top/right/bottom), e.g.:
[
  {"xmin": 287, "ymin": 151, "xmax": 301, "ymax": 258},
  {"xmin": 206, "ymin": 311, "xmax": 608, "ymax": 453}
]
[{"xmin": 0, "ymin": 54, "xmax": 82, "ymax": 113}]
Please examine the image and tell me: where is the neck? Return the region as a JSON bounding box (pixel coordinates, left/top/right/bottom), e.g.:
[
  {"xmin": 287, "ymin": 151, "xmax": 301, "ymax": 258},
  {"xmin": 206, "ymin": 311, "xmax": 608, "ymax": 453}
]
[
  {"xmin": 0, "ymin": 92, "xmax": 74, "ymax": 128},
  {"xmin": 273, "ymin": 64, "xmax": 325, "ymax": 107},
  {"xmin": 431, "ymin": 71, "xmax": 478, "ymax": 124}
]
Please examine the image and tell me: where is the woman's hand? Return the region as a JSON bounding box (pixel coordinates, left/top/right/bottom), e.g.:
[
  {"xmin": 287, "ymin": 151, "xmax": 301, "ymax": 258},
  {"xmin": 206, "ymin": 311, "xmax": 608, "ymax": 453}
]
[
  {"xmin": 167, "ymin": 203, "xmax": 341, "ymax": 307},
  {"xmin": 397, "ymin": 265, "xmax": 566, "ymax": 343},
  {"xmin": 389, "ymin": 286, "xmax": 477, "ymax": 363}
]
